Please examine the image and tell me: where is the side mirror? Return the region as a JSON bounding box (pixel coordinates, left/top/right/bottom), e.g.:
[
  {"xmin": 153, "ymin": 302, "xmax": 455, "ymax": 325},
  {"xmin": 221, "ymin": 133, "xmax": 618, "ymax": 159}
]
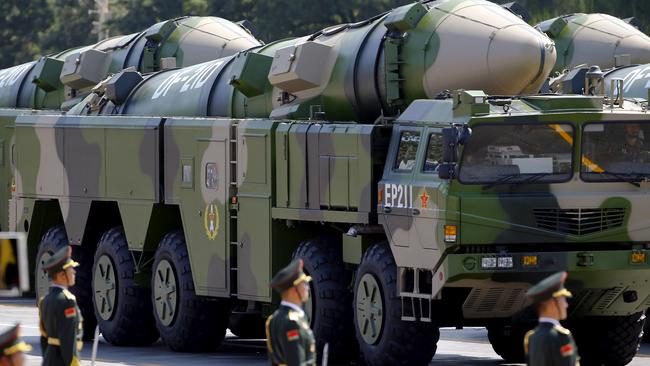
[
  {"xmin": 442, "ymin": 127, "xmax": 459, "ymax": 162},
  {"xmin": 458, "ymin": 126, "xmax": 472, "ymax": 145},
  {"xmin": 438, "ymin": 163, "xmax": 455, "ymax": 179}
]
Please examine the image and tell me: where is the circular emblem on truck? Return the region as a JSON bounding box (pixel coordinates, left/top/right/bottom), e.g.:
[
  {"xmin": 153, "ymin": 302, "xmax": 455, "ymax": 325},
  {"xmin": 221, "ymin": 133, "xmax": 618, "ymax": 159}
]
[{"xmin": 204, "ymin": 202, "xmax": 220, "ymax": 240}]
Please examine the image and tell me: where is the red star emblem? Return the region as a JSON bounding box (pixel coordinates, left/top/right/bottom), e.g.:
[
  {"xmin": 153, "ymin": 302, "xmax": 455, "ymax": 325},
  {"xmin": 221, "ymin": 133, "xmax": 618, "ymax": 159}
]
[{"xmin": 419, "ymin": 190, "xmax": 429, "ymax": 209}]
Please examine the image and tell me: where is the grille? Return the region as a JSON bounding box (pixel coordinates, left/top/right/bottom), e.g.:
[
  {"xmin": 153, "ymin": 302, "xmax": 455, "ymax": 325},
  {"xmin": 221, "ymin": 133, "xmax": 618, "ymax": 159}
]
[{"xmin": 533, "ymin": 208, "xmax": 626, "ymax": 236}]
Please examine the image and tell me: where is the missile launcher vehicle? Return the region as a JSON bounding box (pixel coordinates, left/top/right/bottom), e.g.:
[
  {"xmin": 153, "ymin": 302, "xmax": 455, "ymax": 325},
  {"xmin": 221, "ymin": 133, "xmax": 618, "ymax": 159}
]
[
  {"xmin": 14, "ymin": 88, "xmax": 650, "ymax": 365},
  {"xmin": 8, "ymin": 1, "xmax": 650, "ymax": 365},
  {"xmin": 536, "ymin": 13, "xmax": 650, "ymax": 74}
]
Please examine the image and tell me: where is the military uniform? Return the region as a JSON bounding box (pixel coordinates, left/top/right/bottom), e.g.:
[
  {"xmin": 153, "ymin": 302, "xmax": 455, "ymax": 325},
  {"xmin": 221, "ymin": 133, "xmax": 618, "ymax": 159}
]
[
  {"xmin": 525, "ymin": 321, "xmax": 578, "ymax": 366},
  {"xmin": 0, "ymin": 324, "xmax": 31, "ymax": 365},
  {"xmin": 265, "ymin": 259, "xmax": 316, "ymax": 366},
  {"xmin": 609, "ymin": 138, "xmax": 649, "ymax": 162},
  {"xmin": 39, "ymin": 247, "xmax": 83, "ymax": 366},
  {"xmin": 524, "ymin": 272, "xmax": 579, "ymax": 366}
]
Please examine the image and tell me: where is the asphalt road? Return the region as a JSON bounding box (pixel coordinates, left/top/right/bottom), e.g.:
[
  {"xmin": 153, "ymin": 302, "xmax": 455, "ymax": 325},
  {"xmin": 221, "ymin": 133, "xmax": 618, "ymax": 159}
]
[{"xmin": 2, "ymin": 299, "xmax": 650, "ymax": 365}]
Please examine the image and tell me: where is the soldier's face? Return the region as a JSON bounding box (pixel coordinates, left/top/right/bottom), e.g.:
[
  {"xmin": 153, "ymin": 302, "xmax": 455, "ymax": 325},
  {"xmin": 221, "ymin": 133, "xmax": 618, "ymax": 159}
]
[
  {"xmin": 297, "ymin": 281, "xmax": 310, "ymax": 303},
  {"xmin": 64, "ymin": 266, "xmax": 76, "ymax": 287},
  {"xmin": 1, "ymin": 352, "xmax": 25, "ymax": 366},
  {"xmin": 556, "ymin": 296, "xmax": 568, "ymax": 320},
  {"xmin": 625, "ymin": 124, "xmax": 641, "ymax": 138}
]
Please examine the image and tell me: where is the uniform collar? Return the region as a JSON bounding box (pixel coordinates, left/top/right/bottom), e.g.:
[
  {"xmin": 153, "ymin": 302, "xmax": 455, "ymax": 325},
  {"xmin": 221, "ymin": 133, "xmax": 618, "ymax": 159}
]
[
  {"xmin": 538, "ymin": 317, "xmax": 561, "ymax": 327},
  {"xmin": 281, "ymin": 301, "xmax": 305, "ymax": 316}
]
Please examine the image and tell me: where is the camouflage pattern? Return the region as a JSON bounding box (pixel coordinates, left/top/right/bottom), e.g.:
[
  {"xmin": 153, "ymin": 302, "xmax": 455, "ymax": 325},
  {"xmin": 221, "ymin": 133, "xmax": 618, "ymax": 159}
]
[
  {"xmin": 12, "ymin": 88, "xmax": 650, "ymax": 363},
  {"xmin": 0, "ymin": 16, "xmax": 261, "ymax": 110},
  {"xmin": 536, "ymin": 13, "xmax": 650, "ymax": 74},
  {"xmin": 72, "ymin": 0, "xmax": 555, "ymax": 123},
  {"xmin": 0, "ymin": 16, "xmax": 260, "ymax": 231},
  {"xmin": 387, "ymin": 93, "xmax": 650, "ymax": 320},
  {"xmin": 7, "ymin": 1, "xmax": 650, "ymax": 364}
]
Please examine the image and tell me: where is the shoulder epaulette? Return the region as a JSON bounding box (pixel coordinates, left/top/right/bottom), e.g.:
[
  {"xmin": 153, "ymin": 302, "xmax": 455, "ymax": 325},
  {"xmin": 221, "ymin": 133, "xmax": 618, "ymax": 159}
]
[
  {"xmin": 553, "ymin": 324, "xmax": 571, "ymax": 335},
  {"xmin": 265, "ymin": 315, "xmax": 274, "ymax": 354},
  {"xmin": 62, "ymin": 289, "xmax": 76, "ymax": 301},
  {"xmin": 524, "ymin": 329, "xmax": 535, "ymax": 354},
  {"xmin": 288, "ymin": 310, "xmax": 301, "ymax": 322}
]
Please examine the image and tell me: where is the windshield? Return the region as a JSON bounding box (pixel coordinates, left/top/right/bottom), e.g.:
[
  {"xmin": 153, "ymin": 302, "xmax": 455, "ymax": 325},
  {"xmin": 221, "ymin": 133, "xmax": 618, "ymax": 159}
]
[
  {"xmin": 582, "ymin": 122, "xmax": 650, "ymax": 181},
  {"xmin": 459, "ymin": 123, "xmax": 574, "ymax": 184}
]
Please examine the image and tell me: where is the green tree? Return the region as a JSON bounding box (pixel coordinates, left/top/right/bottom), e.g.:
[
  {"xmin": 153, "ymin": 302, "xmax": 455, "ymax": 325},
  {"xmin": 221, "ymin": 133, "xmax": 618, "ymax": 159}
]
[
  {"xmin": 40, "ymin": 0, "xmax": 95, "ymax": 55},
  {"xmin": 0, "ymin": 0, "xmax": 51, "ymax": 68},
  {"xmin": 109, "ymin": 0, "xmax": 184, "ymax": 34},
  {"xmin": 207, "ymin": 0, "xmax": 412, "ymax": 41}
]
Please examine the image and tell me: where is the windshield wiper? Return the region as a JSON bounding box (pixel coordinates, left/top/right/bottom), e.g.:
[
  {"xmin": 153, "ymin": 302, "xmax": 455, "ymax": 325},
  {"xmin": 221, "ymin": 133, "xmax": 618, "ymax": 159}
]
[
  {"xmin": 597, "ymin": 171, "xmax": 642, "ymax": 187},
  {"xmin": 483, "ymin": 173, "xmax": 552, "ymax": 190}
]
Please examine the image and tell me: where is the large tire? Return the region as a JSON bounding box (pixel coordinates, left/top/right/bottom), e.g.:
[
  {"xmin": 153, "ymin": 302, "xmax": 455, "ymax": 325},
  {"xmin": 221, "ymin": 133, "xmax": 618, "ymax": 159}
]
[
  {"xmin": 486, "ymin": 314, "xmax": 536, "ymax": 363},
  {"xmin": 151, "ymin": 230, "xmax": 230, "ymax": 352},
  {"xmin": 35, "ymin": 225, "xmax": 97, "ymax": 341},
  {"xmin": 293, "ymin": 237, "xmax": 358, "ymax": 363},
  {"xmin": 228, "ymin": 313, "xmax": 266, "ymax": 339},
  {"xmin": 569, "ymin": 312, "xmax": 645, "ymax": 366},
  {"xmin": 353, "ymin": 242, "xmax": 439, "ymax": 366},
  {"xmin": 92, "ymin": 227, "xmax": 159, "ymax": 346}
]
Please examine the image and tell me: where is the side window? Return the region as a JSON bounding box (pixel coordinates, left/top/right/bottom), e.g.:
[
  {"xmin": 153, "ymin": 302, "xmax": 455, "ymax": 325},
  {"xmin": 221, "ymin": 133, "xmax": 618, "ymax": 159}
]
[
  {"xmin": 393, "ymin": 131, "xmax": 421, "ymax": 172},
  {"xmin": 423, "ymin": 133, "xmax": 443, "ymax": 173}
]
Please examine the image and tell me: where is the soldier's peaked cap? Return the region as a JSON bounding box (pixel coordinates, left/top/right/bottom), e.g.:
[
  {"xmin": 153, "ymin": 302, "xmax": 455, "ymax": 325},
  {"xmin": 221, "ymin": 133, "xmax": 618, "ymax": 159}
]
[
  {"xmin": 0, "ymin": 324, "xmax": 31, "ymax": 357},
  {"xmin": 526, "ymin": 271, "xmax": 573, "ymax": 304},
  {"xmin": 270, "ymin": 259, "xmax": 311, "ymax": 293},
  {"xmin": 43, "ymin": 246, "xmax": 79, "ymax": 276}
]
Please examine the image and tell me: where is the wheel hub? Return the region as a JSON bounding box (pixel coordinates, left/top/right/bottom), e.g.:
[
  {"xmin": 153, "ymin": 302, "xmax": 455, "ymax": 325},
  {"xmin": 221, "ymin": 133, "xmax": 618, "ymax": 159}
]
[
  {"xmin": 356, "ymin": 273, "xmax": 384, "ymax": 345},
  {"xmin": 153, "ymin": 259, "xmax": 177, "ymax": 326},
  {"xmin": 94, "ymin": 255, "xmax": 117, "ymax": 321}
]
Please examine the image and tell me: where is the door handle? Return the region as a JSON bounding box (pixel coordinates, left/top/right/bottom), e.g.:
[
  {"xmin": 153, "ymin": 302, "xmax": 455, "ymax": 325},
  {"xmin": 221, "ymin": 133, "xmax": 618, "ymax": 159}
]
[
  {"xmin": 384, "ymin": 206, "xmax": 392, "ymax": 213},
  {"xmin": 412, "ymin": 209, "xmax": 420, "ymax": 215}
]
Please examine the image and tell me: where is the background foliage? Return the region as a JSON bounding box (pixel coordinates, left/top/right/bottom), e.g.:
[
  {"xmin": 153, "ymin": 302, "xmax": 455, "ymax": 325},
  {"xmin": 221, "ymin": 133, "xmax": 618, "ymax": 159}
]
[{"xmin": 1, "ymin": 0, "xmax": 648, "ymax": 68}]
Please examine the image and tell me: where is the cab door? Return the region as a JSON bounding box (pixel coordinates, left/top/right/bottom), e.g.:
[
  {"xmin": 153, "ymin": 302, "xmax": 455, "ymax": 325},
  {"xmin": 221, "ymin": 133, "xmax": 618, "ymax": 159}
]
[
  {"xmin": 411, "ymin": 127, "xmax": 445, "ymax": 254},
  {"xmin": 379, "ymin": 126, "xmax": 423, "ymax": 253}
]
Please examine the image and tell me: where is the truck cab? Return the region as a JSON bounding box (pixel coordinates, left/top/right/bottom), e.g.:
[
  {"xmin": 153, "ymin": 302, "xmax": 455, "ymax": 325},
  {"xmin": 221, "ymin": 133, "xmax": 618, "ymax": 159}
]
[{"xmin": 377, "ymin": 90, "xmax": 650, "ymax": 364}]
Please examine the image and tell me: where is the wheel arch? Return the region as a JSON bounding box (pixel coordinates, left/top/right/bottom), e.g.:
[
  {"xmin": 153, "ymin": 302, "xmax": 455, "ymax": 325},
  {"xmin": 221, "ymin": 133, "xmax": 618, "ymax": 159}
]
[
  {"xmin": 142, "ymin": 204, "xmax": 182, "ymax": 255},
  {"xmin": 26, "ymin": 200, "xmax": 64, "ymax": 284}
]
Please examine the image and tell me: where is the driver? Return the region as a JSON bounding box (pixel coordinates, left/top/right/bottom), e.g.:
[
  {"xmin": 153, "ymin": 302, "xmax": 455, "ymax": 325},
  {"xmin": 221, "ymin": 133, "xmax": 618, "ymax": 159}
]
[{"xmin": 608, "ymin": 123, "xmax": 650, "ymax": 163}]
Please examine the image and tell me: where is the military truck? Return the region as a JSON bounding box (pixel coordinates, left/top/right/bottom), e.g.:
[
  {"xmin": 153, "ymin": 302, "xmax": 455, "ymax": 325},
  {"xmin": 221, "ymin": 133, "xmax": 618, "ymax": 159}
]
[
  {"xmin": 9, "ymin": 1, "xmax": 650, "ymax": 366},
  {"xmin": 13, "ymin": 88, "xmax": 650, "ymax": 365}
]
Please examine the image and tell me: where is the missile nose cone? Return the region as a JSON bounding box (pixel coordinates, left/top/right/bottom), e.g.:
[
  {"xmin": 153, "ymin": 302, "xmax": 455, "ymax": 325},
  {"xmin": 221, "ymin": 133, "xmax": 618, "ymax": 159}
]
[
  {"xmin": 421, "ymin": 0, "xmax": 556, "ymax": 98},
  {"xmin": 616, "ymin": 35, "xmax": 650, "ymax": 65},
  {"xmin": 487, "ymin": 25, "xmax": 557, "ymax": 94}
]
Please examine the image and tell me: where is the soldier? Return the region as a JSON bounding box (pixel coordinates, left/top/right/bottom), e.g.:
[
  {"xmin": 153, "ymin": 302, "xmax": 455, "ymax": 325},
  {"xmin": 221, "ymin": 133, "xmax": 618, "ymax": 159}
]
[
  {"xmin": 0, "ymin": 324, "xmax": 31, "ymax": 366},
  {"xmin": 524, "ymin": 271, "xmax": 579, "ymax": 366},
  {"xmin": 608, "ymin": 123, "xmax": 649, "ymax": 163},
  {"xmin": 39, "ymin": 246, "xmax": 83, "ymax": 366},
  {"xmin": 265, "ymin": 259, "xmax": 316, "ymax": 366}
]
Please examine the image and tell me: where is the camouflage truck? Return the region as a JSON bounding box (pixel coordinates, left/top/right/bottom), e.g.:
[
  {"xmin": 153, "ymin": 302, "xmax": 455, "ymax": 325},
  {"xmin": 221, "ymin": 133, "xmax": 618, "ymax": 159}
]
[
  {"xmin": 13, "ymin": 88, "xmax": 650, "ymax": 366},
  {"xmin": 10, "ymin": 1, "xmax": 650, "ymax": 366}
]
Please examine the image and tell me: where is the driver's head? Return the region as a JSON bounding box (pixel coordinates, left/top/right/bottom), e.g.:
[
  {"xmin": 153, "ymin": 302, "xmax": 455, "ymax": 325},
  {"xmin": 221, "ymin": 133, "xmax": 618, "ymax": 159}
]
[{"xmin": 624, "ymin": 123, "xmax": 642, "ymax": 139}]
